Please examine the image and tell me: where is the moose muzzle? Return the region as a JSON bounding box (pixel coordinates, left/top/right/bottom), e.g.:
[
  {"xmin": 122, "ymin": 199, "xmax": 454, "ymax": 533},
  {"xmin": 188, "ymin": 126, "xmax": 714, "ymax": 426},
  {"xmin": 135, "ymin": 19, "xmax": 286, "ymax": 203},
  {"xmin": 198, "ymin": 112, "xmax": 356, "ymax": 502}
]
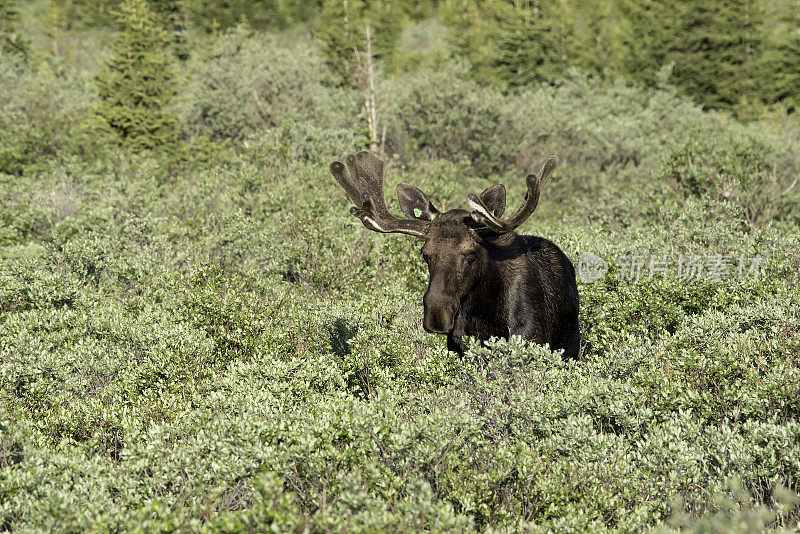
[{"xmin": 422, "ymin": 292, "xmax": 458, "ymax": 333}]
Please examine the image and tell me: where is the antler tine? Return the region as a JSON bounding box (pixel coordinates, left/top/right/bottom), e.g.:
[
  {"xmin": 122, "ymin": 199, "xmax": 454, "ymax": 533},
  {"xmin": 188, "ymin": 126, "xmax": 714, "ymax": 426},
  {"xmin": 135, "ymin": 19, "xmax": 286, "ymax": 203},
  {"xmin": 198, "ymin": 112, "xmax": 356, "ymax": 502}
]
[
  {"xmin": 330, "ymin": 151, "xmax": 429, "ymax": 237},
  {"xmin": 330, "ymin": 160, "xmax": 362, "ymax": 207},
  {"xmin": 345, "ymin": 152, "xmax": 390, "ymax": 218},
  {"xmin": 468, "ymin": 155, "xmax": 559, "ymax": 234}
]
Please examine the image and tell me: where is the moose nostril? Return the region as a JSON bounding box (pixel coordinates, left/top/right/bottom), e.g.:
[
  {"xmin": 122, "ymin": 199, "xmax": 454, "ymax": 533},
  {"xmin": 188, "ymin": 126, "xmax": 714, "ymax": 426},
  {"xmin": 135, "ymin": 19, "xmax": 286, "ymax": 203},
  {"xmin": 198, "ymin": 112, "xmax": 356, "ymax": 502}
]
[
  {"xmin": 423, "ymin": 314, "xmax": 442, "ymax": 333},
  {"xmin": 422, "ymin": 299, "xmax": 457, "ymax": 334}
]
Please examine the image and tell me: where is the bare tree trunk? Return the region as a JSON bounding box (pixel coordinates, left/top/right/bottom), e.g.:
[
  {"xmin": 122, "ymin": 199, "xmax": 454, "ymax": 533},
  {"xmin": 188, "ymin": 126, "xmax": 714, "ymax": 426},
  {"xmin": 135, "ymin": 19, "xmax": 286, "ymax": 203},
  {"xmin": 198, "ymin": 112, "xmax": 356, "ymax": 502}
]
[
  {"xmin": 365, "ymin": 26, "xmax": 378, "ymax": 152},
  {"xmin": 354, "ymin": 26, "xmax": 379, "ymax": 153}
]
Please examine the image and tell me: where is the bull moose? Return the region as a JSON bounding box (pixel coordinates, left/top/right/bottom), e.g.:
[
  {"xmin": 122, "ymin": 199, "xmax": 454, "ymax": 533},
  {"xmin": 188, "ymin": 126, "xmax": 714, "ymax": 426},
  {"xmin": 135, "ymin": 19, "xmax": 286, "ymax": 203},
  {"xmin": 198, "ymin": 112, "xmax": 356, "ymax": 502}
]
[{"xmin": 330, "ymin": 151, "xmax": 580, "ymax": 358}]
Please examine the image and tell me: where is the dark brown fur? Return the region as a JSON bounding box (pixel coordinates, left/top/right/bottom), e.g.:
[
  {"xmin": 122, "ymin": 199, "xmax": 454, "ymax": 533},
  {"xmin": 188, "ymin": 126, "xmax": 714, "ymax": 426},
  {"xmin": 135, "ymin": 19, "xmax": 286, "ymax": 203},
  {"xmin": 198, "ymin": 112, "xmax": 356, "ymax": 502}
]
[
  {"xmin": 419, "ymin": 210, "xmax": 579, "ymax": 358},
  {"xmin": 330, "ymin": 151, "xmax": 580, "ymax": 358}
]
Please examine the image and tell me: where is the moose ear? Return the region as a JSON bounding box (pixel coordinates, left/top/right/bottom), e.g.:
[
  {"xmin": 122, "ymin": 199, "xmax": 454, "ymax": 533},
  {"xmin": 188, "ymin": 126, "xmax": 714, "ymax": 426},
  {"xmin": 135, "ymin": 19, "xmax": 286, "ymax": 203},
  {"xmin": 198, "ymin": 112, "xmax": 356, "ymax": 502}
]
[
  {"xmin": 397, "ymin": 183, "xmax": 439, "ymax": 221},
  {"xmin": 478, "ymin": 184, "xmax": 506, "ymax": 218}
]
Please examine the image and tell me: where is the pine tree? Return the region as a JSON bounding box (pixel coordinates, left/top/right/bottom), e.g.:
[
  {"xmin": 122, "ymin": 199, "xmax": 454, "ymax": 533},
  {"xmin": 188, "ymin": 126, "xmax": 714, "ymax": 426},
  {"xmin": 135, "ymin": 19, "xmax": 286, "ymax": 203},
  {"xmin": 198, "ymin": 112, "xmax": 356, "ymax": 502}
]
[
  {"xmin": 666, "ymin": 0, "xmax": 765, "ymax": 111},
  {"xmin": 318, "ymin": 0, "xmax": 364, "ymax": 84},
  {"xmin": 149, "ymin": 0, "xmax": 191, "ymax": 59},
  {"xmin": 761, "ymin": 0, "xmax": 800, "ymax": 112},
  {"xmin": 615, "ymin": 0, "xmax": 767, "ymax": 114},
  {"xmin": 0, "ymin": 0, "xmax": 29, "ymax": 57},
  {"xmin": 185, "ymin": 0, "xmax": 324, "ymax": 32},
  {"xmin": 87, "ymin": 0, "xmax": 180, "ymax": 151},
  {"xmin": 615, "ymin": 0, "xmax": 675, "ymax": 87},
  {"xmin": 317, "ymin": 0, "xmax": 417, "ymax": 85},
  {"xmin": 445, "ymin": 0, "xmax": 617, "ymax": 88},
  {"xmin": 576, "ymin": 0, "xmax": 630, "ymax": 78},
  {"xmin": 490, "ymin": 1, "xmax": 576, "ymax": 88}
]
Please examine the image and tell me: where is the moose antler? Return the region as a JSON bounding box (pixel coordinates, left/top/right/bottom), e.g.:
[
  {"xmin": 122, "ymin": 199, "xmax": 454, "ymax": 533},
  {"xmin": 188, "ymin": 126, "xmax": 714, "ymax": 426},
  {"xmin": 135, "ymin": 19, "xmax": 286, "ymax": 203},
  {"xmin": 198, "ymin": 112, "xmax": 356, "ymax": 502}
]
[
  {"xmin": 330, "ymin": 151, "xmax": 429, "ymax": 237},
  {"xmin": 467, "ymin": 156, "xmax": 559, "ymax": 234}
]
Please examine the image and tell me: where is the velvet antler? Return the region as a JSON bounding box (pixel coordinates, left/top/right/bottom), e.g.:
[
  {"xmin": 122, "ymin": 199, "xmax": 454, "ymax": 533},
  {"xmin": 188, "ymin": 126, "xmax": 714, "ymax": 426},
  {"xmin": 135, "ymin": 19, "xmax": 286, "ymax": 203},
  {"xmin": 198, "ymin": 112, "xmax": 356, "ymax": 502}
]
[
  {"xmin": 467, "ymin": 156, "xmax": 559, "ymax": 234},
  {"xmin": 330, "ymin": 151, "xmax": 430, "ymax": 238}
]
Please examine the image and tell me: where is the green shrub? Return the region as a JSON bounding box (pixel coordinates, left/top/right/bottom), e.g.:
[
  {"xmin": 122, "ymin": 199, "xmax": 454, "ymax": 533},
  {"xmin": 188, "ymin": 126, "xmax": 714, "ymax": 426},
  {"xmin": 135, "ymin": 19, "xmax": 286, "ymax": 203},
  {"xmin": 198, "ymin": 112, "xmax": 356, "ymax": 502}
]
[
  {"xmin": 0, "ymin": 57, "xmax": 92, "ymax": 175},
  {"xmin": 183, "ymin": 27, "xmax": 358, "ymax": 143},
  {"xmin": 383, "ymin": 62, "xmax": 524, "ymax": 176},
  {"xmin": 2, "ymin": 23, "xmax": 800, "ymax": 534},
  {"xmin": 657, "ymin": 131, "xmax": 800, "ymax": 227}
]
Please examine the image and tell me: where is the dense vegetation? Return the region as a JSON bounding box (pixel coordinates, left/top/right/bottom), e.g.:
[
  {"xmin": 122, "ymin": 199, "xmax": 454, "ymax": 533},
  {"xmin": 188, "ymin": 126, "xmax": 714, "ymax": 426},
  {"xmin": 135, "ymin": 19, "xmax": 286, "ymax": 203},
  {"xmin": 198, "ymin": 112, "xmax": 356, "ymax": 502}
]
[
  {"xmin": 22, "ymin": 0, "xmax": 800, "ymax": 119},
  {"xmin": 2, "ymin": 0, "xmax": 800, "ymax": 532}
]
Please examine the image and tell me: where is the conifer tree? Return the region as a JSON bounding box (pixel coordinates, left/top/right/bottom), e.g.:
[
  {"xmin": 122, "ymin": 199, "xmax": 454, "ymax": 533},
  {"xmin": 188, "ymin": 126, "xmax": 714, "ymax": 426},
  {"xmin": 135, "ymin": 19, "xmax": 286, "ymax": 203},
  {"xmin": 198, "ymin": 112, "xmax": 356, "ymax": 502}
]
[
  {"xmin": 761, "ymin": 0, "xmax": 800, "ymax": 112},
  {"xmin": 318, "ymin": 0, "xmax": 365, "ymax": 84},
  {"xmin": 490, "ymin": 1, "xmax": 574, "ymax": 88},
  {"xmin": 615, "ymin": 0, "xmax": 675, "ymax": 87},
  {"xmin": 317, "ymin": 0, "xmax": 418, "ymax": 85},
  {"xmin": 149, "ymin": 0, "xmax": 191, "ymax": 59},
  {"xmin": 446, "ymin": 0, "xmax": 617, "ymax": 88},
  {"xmin": 616, "ymin": 0, "xmax": 767, "ymax": 114},
  {"xmin": 576, "ymin": 0, "xmax": 629, "ymax": 77},
  {"xmin": 0, "ymin": 0, "xmax": 29, "ymax": 56},
  {"xmin": 87, "ymin": 0, "xmax": 180, "ymax": 150},
  {"xmin": 666, "ymin": 0, "xmax": 765, "ymax": 111},
  {"xmin": 184, "ymin": 0, "xmax": 323, "ymax": 32}
]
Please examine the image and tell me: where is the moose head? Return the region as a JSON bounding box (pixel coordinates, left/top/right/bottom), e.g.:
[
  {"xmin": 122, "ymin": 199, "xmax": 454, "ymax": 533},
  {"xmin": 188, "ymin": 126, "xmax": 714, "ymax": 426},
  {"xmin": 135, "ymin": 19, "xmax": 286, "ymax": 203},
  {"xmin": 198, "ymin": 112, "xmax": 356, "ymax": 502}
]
[{"xmin": 330, "ymin": 151, "xmax": 570, "ymax": 353}]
